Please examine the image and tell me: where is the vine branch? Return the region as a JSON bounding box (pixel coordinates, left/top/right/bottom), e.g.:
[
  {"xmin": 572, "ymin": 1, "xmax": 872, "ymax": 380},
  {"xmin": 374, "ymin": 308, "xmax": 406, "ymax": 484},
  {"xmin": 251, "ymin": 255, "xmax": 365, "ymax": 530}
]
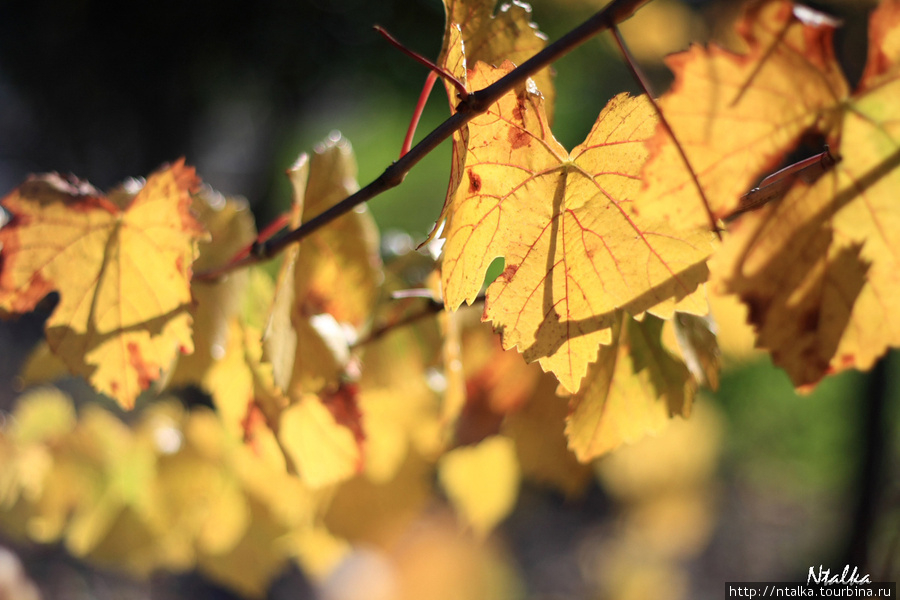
[{"xmin": 194, "ymin": 0, "xmax": 653, "ymax": 281}]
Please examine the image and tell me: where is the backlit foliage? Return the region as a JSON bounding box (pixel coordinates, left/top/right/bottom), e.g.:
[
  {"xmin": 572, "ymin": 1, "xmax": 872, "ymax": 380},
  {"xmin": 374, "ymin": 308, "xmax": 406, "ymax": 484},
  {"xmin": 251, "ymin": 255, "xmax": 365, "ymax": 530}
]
[{"xmin": 0, "ymin": 0, "xmax": 897, "ymax": 596}]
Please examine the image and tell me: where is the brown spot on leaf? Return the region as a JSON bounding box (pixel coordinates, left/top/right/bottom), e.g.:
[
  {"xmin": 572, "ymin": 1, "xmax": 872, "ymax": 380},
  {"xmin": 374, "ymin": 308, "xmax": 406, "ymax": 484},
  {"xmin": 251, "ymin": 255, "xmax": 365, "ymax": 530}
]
[
  {"xmin": 501, "ymin": 263, "xmax": 519, "ymax": 282},
  {"xmin": 127, "ymin": 341, "xmax": 156, "ymax": 392},
  {"xmin": 508, "ymin": 126, "xmax": 530, "ymax": 150},
  {"xmin": 839, "ymin": 353, "xmax": 856, "ymax": 368},
  {"xmin": 468, "ymin": 169, "xmax": 482, "ymax": 193},
  {"xmin": 322, "ymin": 382, "xmax": 365, "ymax": 472},
  {"xmin": 512, "ymin": 97, "xmax": 526, "ymax": 122}
]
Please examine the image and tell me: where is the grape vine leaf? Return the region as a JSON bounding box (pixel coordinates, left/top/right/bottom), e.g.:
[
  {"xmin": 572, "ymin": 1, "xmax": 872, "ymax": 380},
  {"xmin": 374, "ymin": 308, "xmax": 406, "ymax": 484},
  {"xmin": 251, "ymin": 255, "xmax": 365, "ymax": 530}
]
[
  {"xmin": 438, "ymin": 434, "xmax": 520, "ymax": 536},
  {"xmin": 440, "ymin": 0, "xmax": 554, "ymax": 120},
  {"xmin": 428, "ymin": 0, "xmax": 554, "ymax": 249},
  {"xmin": 293, "ymin": 135, "xmax": 382, "ymax": 328},
  {"xmin": 0, "ymin": 160, "xmax": 207, "ymax": 408},
  {"xmin": 502, "ymin": 372, "xmax": 593, "ymax": 496},
  {"xmin": 168, "ymin": 187, "xmax": 256, "ymax": 390},
  {"xmin": 357, "ymin": 325, "xmax": 443, "ymax": 483},
  {"xmin": 656, "ymin": 0, "xmax": 900, "ymax": 385},
  {"xmin": 634, "ymin": 0, "xmax": 848, "ymax": 228},
  {"xmin": 565, "ymin": 313, "xmax": 695, "ymax": 462},
  {"xmin": 434, "ymin": 61, "xmax": 713, "ymax": 393},
  {"xmin": 259, "ymin": 137, "xmax": 380, "ymax": 488},
  {"xmin": 452, "ymin": 312, "xmax": 541, "ymax": 445},
  {"xmin": 278, "ymin": 388, "xmax": 363, "ymax": 489}
]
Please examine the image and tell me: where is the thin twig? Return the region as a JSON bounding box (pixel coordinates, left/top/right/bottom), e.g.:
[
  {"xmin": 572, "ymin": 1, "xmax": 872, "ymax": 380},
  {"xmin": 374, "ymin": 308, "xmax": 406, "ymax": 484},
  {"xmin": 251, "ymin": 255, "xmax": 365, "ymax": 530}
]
[
  {"xmin": 402, "ymin": 71, "xmax": 439, "ymax": 158},
  {"xmin": 195, "ymin": 0, "xmax": 653, "ymax": 281},
  {"xmin": 374, "ymin": 25, "xmax": 468, "ymax": 101},
  {"xmin": 610, "ymin": 25, "xmax": 722, "ymax": 240},
  {"xmin": 352, "ymin": 292, "xmax": 486, "ymax": 349}
]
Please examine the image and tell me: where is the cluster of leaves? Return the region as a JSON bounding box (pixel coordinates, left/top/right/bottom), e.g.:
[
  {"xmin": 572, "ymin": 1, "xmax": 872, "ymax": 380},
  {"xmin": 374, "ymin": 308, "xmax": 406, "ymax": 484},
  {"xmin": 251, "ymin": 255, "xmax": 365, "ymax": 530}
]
[{"xmin": 0, "ymin": 0, "xmax": 898, "ymax": 595}]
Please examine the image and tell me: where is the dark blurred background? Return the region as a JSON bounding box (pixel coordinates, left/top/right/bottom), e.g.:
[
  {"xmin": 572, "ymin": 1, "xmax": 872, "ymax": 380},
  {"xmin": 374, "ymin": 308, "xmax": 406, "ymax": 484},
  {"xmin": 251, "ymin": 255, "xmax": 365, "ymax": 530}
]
[{"xmin": 0, "ymin": 0, "xmax": 897, "ymax": 599}]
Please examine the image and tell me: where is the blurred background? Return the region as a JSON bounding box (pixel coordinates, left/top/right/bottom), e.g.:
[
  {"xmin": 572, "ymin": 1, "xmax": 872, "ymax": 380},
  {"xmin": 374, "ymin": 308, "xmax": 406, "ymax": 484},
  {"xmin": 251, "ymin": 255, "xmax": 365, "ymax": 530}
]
[{"xmin": 0, "ymin": 0, "xmax": 897, "ymax": 598}]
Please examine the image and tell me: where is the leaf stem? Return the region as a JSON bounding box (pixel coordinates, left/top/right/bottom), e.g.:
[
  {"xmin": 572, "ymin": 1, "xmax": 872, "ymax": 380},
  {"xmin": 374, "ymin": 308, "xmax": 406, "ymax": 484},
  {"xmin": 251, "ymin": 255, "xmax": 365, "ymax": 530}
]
[
  {"xmin": 402, "ymin": 71, "xmax": 439, "ymax": 158},
  {"xmin": 374, "ymin": 25, "xmax": 468, "ymax": 102},
  {"xmin": 610, "ymin": 25, "xmax": 722, "ymax": 240}
]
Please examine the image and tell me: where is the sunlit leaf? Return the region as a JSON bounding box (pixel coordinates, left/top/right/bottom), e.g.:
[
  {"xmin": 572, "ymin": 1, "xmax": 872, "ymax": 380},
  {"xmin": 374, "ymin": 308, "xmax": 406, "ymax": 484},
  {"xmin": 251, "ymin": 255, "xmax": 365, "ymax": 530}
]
[
  {"xmin": 441, "ymin": 0, "xmax": 554, "ymax": 117},
  {"xmin": 635, "ymin": 0, "xmax": 848, "ymax": 228},
  {"xmin": 704, "ymin": 0, "xmax": 900, "ymax": 385},
  {"xmin": 278, "ymin": 390, "xmax": 362, "ymax": 489},
  {"xmin": 566, "ymin": 313, "xmax": 695, "ymax": 462},
  {"xmin": 0, "ymin": 160, "xmax": 208, "ymax": 407},
  {"xmin": 438, "ymin": 434, "xmax": 520, "ymax": 536},
  {"xmin": 294, "ymin": 135, "xmax": 382, "ymax": 329},
  {"xmin": 435, "ymin": 61, "xmax": 712, "ymax": 392}
]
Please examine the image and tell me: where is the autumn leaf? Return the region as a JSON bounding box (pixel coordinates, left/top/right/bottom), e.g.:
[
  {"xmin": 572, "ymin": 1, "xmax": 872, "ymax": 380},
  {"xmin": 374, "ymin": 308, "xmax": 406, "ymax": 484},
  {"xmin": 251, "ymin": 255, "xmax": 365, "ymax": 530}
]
[
  {"xmin": 168, "ymin": 187, "xmax": 257, "ymax": 390},
  {"xmin": 635, "ymin": 0, "xmax": 848, "ymax": 229},
  {"xmin": 502, "ymin": 372, "xmax": 592, "ymax": 496},
  {"xmin": 566, "ymin": 313, "xmax": 696, "ymax": 462},
  {"xmin": 357, "ymin": 325, "xmax": 443, "ymax": 483},
  {"xmin": 435, "ymin": 61, "xmax": 712, "ymax": 392},
  {"xmin": 427, "ymin": 0, "xmax": 555, "ymax": 248},
  {"xmin": 265, "ymin": 137, "xmax": 379, "ymax": 395},
  {"xmin": 0, "ymin": 160, "xmax": 207, "ymax": 408},
  {"xmin": 695, "ymin": 0, "xmax": 900, "ymax": 385},
  {"xmin": 440, "ymin": 0, "xmax": 554, "ymax": 118},
  {"xmin": 278, "ymin": 389, "xmax": 363, "ymax": 489},
  {"xmin": 294, "ymin": 134, "xmax": 382, "ymax": 329},
  {"xmin": 438, "ymin": 434, "xmax": 520, "ymax": 536}
]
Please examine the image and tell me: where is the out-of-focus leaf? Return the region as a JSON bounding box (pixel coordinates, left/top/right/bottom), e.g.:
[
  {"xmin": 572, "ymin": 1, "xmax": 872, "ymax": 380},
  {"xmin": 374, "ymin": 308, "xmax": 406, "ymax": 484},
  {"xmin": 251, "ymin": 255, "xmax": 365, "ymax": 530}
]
[
  {"xmin": 278, "ymin": 390, "xmax": 362, "ymax": 489},
  {"xmin": 503, "ymin": 374, "xmax": 592, "ymax": 496},
  {"xmin": 438, "ymin": 434, "xmax": 520, "ymax": 536},
  {"xmin": 566, "ymin": 314, "xmax": 696, "ymax": 462},
  {"xmin": 169, "ymin": 187, "xmax": 256, "ymax": 388}
]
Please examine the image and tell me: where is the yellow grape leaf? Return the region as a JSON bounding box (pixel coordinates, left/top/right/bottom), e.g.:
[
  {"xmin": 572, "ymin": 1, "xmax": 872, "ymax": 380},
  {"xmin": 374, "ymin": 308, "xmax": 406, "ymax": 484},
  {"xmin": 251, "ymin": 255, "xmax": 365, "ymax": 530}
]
[
  {"xmin": 264, "ymin": 137, "xmax": 377, "ymax": 396},
  {"xmin": 437, "ymin": 434, "xmax": 520, "ymax": 536},
  {"xmin": 431, "ymin": 24, "xmax": 471, "ymax": 246},
  {"xmin": 502, "ymin": 373, "xmax": 592, "ymax": 497},
  {"xmin": 263, "ymin": 153, "xmax": 307, "ymax": 391},
  {"xmin": 708, "ymin": 0, "xmax": 900, "ymax": 385},
  {"xmin": 566, "ymin": 313, "xmax": 696, "ymax": 462},
  {"xmin": 169, "ymin": 188, "xmax": 256, "ymax": 389},
  {"xmin": 635, "ymin": 0, "xmax": 849, "ymax": 228},
  {"xmin": 295, "ymin": 134, "xmax": 382, "ymax": 328},
  {"xmin": 278, "ymin": 388, "xmax": 363, "ymax": 489},
  {"xmin": 357, "ymin": 327, "xmax": 442, "ymax": 483},
  {"xmin": 323, "ymin": 450, "xmax": 435, "ymax": 549},
  {"xmin": 0, "ymin": 160, "xmax": 208, "ymax": 408},
  {"xmin": 440, "ymin": 0, "xmax": 554, "ymax": 118},
  {"xmin": 454, "ymin": 314, "xmax": 541, "ymax": 445},
  {"xmin": 437, "ymin": 61, "xmax": 712, "ymax": 393},
  {"xmin": 428, "ymin": 0, "xmax": 553, "ymax": 247},
  {"xmin": 707, "ymin": 289, "xmax": 761, "ymax": 362}
]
